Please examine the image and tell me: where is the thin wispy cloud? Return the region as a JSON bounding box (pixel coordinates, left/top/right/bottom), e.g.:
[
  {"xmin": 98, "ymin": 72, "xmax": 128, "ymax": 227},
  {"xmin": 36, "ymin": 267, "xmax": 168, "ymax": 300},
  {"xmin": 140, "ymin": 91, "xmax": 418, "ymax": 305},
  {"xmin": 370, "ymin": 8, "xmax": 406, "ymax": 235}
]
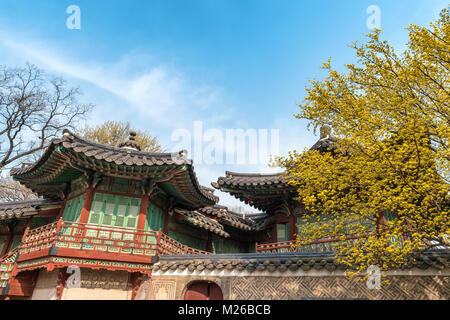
[{"xmin": 0, "ymin": 29, "xmax": 233, "ymax": 130}]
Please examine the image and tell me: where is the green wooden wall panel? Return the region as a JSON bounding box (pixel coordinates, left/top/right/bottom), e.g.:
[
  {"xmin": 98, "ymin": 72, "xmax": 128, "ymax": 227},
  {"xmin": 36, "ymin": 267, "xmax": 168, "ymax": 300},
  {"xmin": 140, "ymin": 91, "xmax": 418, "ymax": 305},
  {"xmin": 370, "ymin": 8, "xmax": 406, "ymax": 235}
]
[
  {"xmin": 9, "ymin": 234, "xmax": 22, "ymax": 251},
  {"xmin": 212, "ymin": 235, "xmax": 245, "ymax": 254},
  {"xmin": 168, "ymin": 228, "xmax": 207, "ymax": 251},
  {"xmin": 0, "ymin": 235, "xmax": 7, "ymax": 254},
  {"xmin": 276, "ymin": 223, "xmax": 290, "ymax": 242},
  {"xmin": 145, "ymin": 204, "xmax": 165, "ymax": 231}
]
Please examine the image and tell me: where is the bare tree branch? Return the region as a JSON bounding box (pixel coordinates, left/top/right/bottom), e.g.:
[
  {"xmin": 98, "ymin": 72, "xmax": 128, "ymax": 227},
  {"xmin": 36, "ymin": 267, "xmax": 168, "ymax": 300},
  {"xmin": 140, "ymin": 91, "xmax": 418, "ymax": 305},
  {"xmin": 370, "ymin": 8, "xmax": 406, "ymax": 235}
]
[{"xmin": 0, "ymin": 63, "xmax": 93, "ymax": 172}]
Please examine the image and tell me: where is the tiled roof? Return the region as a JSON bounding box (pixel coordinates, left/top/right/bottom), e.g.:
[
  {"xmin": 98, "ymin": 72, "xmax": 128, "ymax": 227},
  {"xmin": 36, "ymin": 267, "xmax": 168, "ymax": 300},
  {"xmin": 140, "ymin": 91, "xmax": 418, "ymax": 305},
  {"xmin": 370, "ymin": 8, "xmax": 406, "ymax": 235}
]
[
  {"xmin": 0, "ymin": 199, "xmax": 62, "ymax": 220},
  {"xmin": 10, "ymin": 130, "xmax": 191, "ymax": 176},
  {"xmin": 213, "ymin": 135, "xmax": 338, "ymax": 213},
  {"xmin": 216, "ymin": 171, "xmax": 288, "ymax": 188},
  {"xmin": 198, "ymin": 205, "xmax": 258, "ymax": 231},
  {"xmin": 10, "ymin": 129, "xmax": 218, "ymax": 205},
  {"xmin": 249, "ymin": 215, "xmax": 276, "ymax": 231},
  {"xmin": 172, "ymin": 208, "xmax": 230, "ymax": 238},
  {"xmin": 310, "ymin": 136, "xmax": 338, "ymax": 151},
  {"xmin": 152, "ymin": 250, "xmax": 450, "ymax": 273},
  {"xmin": 215, "ymin": 136, "xmax": 337, "ymax": 190}
]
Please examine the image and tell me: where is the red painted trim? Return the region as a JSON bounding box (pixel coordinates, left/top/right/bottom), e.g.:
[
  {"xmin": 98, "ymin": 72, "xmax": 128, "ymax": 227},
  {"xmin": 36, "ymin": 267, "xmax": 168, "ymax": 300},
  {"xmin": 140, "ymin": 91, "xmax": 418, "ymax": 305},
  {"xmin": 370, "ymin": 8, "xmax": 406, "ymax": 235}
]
[
  {"xmin": 129, "ymin": 272, "xmax": 143, "ymax": 300},
  {"xmin": 17, "ymin": 248, "xmax": 52, "ymax": 262},
  {"xmin": 78, "ymin": 187, "xmax": 94, "ymax": 224},
  {"xmin": 290, "ymin": 215, "xmax": 296, "ymax": 240},
  {"xmin": 17, "ymin": 260, "xmax": 152, "ymax": 276},
  {"xmin": 136, "ymin": 196, "xmax": 149, "ymax": 230},
  {"xmin": 7, "ymin": 270, "xmax": 39, "ymax": 297},
  {"xmin": 56, "ymin": 267, "xmax": 69, "ymax": 300},
  {"xmin": 19, "ymin": 248, "xmax": 154, "ymax": 264},
  {"xmin": 274, "ymin": 216, "xmax": 297, "ymax": 240}
]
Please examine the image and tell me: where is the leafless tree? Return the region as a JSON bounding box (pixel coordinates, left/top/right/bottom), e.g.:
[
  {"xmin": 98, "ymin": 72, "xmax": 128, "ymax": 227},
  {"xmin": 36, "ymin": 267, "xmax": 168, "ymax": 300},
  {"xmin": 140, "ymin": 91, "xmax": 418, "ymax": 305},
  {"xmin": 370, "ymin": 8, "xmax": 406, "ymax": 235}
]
[
  {"xmin": 0, "ymin": 63, "xmax": 92, "ymax": 172},
  {"xmin": 0, "ymin": 176, "xmax": 37, "ymax": 202}
]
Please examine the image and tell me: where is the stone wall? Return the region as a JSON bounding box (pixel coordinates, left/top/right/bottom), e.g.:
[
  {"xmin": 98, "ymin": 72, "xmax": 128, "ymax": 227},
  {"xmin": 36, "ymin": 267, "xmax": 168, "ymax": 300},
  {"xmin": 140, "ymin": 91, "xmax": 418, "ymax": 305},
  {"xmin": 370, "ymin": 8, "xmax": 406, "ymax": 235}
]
[{"xmin": 137, "ymin": 262, "xmax": 450, "ymax": 300}]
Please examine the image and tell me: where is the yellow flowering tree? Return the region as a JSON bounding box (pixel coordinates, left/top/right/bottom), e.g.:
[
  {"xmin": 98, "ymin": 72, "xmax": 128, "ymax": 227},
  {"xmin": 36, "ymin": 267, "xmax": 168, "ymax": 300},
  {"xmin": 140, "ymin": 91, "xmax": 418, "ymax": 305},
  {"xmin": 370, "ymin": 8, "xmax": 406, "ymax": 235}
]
[
  {"xmin": 279, "ymin": 7, "xmax": 449, "ymax": 277},
  {"xmin": 80, "ymin": 121, "xmax": 163, "ymax": 152}
]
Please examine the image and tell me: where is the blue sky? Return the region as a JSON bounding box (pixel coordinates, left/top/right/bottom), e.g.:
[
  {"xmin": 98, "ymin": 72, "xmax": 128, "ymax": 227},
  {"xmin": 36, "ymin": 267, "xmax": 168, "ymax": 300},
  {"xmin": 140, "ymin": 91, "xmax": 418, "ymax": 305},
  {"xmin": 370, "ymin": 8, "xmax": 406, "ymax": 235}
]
[{"xmin": 0, "ymin": 0, "xmax": 447, "ymax": 210}]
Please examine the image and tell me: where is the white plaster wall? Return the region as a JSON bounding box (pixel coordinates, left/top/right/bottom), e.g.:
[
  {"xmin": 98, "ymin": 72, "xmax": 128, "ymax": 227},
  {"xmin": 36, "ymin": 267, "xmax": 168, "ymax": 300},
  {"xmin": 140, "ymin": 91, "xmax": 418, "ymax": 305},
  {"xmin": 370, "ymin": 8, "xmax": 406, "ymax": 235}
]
[
  {"xmin": 31, "ymin": 269, "xmax": 58, "ymax": 300},
  {"xmin": 61, "ymin": 287, "xmax": 132, "ymax": 300}
]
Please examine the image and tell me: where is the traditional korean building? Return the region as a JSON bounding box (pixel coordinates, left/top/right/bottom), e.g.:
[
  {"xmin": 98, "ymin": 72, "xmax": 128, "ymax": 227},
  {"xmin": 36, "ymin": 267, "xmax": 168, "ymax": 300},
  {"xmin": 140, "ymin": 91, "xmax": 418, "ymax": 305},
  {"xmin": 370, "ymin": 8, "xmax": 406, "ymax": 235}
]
[{"xmin": 0, "ymin": 129, "xmax": 448, "ymax": 300}]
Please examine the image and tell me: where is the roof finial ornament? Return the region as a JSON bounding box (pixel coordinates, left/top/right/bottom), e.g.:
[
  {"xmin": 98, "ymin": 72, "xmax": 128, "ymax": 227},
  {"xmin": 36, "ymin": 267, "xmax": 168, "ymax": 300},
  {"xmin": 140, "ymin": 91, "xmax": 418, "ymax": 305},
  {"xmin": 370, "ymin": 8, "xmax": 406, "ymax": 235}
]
[{"xmin": 119, "ymin": 130, "xmax": 141, "ymax": 151}]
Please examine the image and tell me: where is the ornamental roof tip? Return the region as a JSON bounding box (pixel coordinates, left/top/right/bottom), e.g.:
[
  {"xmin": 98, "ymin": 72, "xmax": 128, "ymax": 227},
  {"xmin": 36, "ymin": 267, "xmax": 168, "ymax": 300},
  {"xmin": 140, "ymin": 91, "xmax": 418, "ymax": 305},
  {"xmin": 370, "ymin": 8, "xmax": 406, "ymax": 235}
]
[{"xmin": 118, "ymin": 130, "xmax": 141, "ymax": 151}]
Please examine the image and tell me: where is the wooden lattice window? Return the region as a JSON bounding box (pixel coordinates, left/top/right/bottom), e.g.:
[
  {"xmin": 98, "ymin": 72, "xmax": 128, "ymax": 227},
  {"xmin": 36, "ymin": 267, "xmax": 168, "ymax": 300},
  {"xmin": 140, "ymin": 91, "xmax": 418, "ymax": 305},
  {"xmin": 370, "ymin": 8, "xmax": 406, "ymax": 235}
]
[
  {"xmin": 276, "ymin": 223, "xmax": 290, "ymax": 242},
  {"xmin": 88, "ymin": 193, "xmax": 141, "ymax": 229}
]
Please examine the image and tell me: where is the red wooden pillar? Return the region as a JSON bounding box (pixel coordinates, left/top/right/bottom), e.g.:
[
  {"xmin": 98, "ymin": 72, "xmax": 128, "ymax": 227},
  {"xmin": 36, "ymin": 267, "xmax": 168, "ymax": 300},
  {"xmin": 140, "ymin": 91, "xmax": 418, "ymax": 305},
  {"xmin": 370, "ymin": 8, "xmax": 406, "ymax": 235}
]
[
  {"xmin": 129, "ymin": 272, "xmax": 143, "ymax": 300},
  {"xmin": 136, "ymin": 196, "xmax": 149, "ymax": 230},
  {"xmin": 376, "ymin": 211, "xmax": 387, "ymax": 237},
  {"xmin": 56, "ymin": 267, "xmax": 69, "ymax": 300},
  {"xmin": 78, "ymin": 188, "xmax": 94, "ymax": 224}
]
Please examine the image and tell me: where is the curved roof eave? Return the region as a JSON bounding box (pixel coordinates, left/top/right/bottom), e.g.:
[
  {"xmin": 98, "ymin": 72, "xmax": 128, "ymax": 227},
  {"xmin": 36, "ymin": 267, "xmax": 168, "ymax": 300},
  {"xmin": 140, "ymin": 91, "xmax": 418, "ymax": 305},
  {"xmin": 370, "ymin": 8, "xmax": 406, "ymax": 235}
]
[{"xmin": 10, "ymin": 129, "xmax": 217, "ymax": 206}]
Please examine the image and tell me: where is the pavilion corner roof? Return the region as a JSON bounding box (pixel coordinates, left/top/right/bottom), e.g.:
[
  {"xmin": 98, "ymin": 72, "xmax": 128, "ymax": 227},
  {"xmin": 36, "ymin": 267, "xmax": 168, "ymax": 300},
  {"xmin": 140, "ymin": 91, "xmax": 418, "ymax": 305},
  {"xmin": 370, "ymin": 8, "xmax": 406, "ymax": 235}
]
[
  {"xmin": 10, "ymin": 129, "xmax": 218, "ymax": 207},
  {"xmin": 213, "ymin": 134, "xmax": 338, "ymax": 213}
]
